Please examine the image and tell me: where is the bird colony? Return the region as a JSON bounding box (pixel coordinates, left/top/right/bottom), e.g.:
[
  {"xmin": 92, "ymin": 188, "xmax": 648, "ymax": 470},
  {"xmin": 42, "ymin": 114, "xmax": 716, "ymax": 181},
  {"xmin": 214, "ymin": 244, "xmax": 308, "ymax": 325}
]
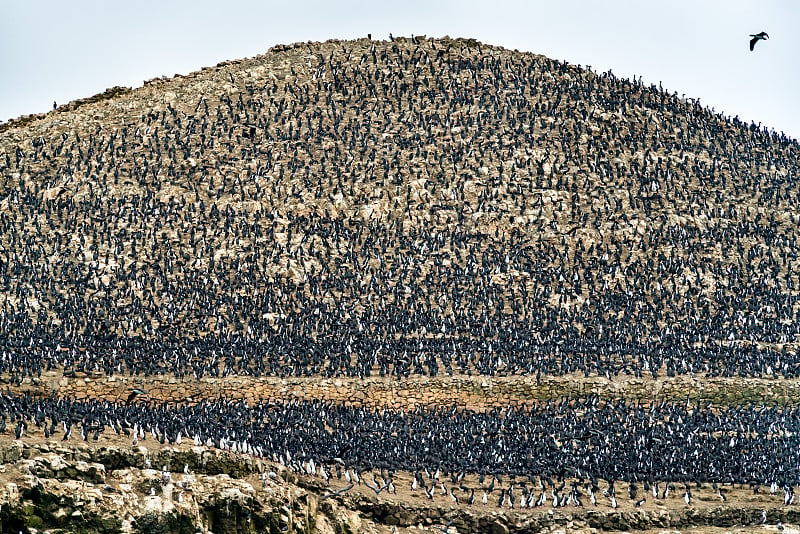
[{"xmin": 1, "ymin": 36, "xmax": 800, "ymax": 519}]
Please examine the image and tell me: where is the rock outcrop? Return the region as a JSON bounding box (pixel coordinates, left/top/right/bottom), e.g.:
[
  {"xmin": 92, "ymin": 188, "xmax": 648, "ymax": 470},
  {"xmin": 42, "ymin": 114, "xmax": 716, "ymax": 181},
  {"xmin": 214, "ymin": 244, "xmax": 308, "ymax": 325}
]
[{"xmin": 1, "ymin": 441, "xmax": 799, "ymax": 533}]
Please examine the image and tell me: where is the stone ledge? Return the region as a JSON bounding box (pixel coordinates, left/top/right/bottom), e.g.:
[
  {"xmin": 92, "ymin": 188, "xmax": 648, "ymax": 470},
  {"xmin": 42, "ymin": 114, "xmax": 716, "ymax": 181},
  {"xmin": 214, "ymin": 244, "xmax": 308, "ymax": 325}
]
[{"xmin": 6, "ymin": 371, "xmax": 800, "ymax": 409}]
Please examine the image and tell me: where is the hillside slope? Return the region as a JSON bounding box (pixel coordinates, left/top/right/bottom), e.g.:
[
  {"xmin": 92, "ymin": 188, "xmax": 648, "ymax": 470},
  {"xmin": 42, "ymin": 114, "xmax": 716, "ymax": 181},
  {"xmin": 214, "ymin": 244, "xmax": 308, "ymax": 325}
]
[{"xmin": 1, "ymin": 37, "xmax": 799, "ymax": 381}]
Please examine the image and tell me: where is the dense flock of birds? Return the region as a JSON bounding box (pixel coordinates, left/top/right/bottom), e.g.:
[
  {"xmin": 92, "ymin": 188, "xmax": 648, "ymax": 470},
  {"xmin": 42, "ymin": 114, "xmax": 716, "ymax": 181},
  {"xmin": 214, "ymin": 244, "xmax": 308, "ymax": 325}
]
[
  {"xmin": 0, "ymin": 37, "xmax": 797, "ymax": 382},
  {"xmin": 2, "ymin": 392, "xmax": 800, "ymax": 508},
  {"xmin": 1, "ymin": 36, "xmax": 800, "ymax": 502}
]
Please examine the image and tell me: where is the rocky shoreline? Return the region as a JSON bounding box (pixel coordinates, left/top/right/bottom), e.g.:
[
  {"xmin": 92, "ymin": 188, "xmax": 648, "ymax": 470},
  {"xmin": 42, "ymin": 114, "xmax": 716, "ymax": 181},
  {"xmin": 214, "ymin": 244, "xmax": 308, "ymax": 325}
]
[{"xmin": 0, "ymin": 440, "xmax": 797, "ymax": 534}]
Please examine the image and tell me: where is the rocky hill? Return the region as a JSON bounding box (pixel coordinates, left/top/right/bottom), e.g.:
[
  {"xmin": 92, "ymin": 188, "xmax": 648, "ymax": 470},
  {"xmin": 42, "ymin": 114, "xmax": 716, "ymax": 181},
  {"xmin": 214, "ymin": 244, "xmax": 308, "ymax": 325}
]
[
  {"xmin": 0, "ymin": 36, "xmax": 798, "ymax": 380},
  {"xmin": 1, "ymin": 36, "xmax": 800, "ymax": 533}
]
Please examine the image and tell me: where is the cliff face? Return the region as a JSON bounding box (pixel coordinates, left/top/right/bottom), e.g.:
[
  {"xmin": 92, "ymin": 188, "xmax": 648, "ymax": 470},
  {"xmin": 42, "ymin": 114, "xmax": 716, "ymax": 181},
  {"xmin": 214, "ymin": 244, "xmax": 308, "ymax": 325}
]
[{"xmin": 0, "ymin": 440, "xmax": 317, "ymax": 534}]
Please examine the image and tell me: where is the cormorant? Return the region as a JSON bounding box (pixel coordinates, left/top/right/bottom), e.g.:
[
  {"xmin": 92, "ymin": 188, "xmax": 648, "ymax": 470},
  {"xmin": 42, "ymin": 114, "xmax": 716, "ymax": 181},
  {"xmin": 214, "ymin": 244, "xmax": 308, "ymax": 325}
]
[{"xmin": 750, "ymin": 31, "xmax": 769, "ymax": 51}]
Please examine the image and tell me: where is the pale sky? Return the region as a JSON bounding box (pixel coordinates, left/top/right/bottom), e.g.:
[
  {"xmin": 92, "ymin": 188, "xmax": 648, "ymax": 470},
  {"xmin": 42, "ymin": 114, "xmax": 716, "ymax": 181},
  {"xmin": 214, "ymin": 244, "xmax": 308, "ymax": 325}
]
[{"xmin": 2, "ymin": 1, "xmax": 798, "ymax": 139}]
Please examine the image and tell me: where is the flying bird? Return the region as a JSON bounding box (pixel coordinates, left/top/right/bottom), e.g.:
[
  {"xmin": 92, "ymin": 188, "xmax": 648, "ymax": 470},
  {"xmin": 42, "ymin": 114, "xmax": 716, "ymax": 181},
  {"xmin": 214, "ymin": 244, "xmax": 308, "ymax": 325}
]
[
  {"xmin": 319, "ymin": 484, "xmax": 353, "ymax": 501},
  {"xmin": 749, "ymin": 31, "xmax": 769, "ymax": 51}
]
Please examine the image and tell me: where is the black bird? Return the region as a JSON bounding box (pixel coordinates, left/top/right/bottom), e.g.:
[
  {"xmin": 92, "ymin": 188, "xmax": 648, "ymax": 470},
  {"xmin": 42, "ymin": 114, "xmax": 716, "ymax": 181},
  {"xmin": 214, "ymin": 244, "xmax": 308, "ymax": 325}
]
[
  {"xmin": 750, "ymin": 31, "xmax": 769, "ymax": 51},
  {"xmin": 364, "ymin": 478, "xmax": 387, "ymax": 495},
  {"xmin": 126, "ymin": 388, "xmax": 148, "ymax": 405},
  {"xmin": 628, "ymin": 482, "xmax": 637, "ymax": 500}
]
